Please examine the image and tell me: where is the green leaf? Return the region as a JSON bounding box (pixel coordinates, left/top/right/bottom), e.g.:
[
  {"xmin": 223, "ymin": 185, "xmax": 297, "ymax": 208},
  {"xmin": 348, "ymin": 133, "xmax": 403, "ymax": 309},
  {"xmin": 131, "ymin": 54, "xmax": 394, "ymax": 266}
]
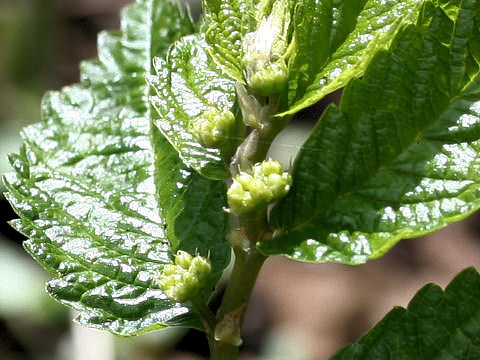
[
  {"xmin": 3, "ymin": 0, "xmax": 230, "ymax": 335},
  {"xmin": 152, "ymin": 128, "xmax": 231, "ymax": 298},
  {"xmin": 202, "ymin": 0, "xmax": 256, "ymax": 82},
  {"xmin": 331, "ymin": 267, "xmax": 480, "ymax": 359},
  {"xmin": 261, "ymin": 0, "xmax": 480, "ymax": 264},
  {"xmin": 279, "ymin": 0, "xmax": 423, "ymax": 116},
  {"xmin": 149, "ymin": 34, "xmax": 241, "ymax": 180},
  {"xmin": 202, "ymin": 0, "xmax": 423, "ymax": 117}
]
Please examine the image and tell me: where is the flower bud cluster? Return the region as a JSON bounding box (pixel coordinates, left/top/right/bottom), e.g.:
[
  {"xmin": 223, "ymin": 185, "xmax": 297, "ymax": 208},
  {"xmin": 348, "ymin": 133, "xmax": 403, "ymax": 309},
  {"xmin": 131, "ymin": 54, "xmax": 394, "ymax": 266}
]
[
  {"xmin": 242, "ymin": 0, "xmax": 290, "ymax": 97},
  {"xmin": 157, "ymin": 251, "xmax": 211, "ymax": 303},
  {"xmin": 227, "ymin": 159, "xmax": 292, "ymax": 215},
  {"xmin": 190, "ymin": 107, "xmax": 236, "ymax": 148}
]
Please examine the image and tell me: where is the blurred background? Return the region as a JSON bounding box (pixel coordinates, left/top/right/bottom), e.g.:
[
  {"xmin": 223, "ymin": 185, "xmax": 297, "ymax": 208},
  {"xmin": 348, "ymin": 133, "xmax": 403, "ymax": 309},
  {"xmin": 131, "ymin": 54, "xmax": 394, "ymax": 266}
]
[{"xmin": 1, "ymin": 1, "xmax": 480, "ymax": 359}]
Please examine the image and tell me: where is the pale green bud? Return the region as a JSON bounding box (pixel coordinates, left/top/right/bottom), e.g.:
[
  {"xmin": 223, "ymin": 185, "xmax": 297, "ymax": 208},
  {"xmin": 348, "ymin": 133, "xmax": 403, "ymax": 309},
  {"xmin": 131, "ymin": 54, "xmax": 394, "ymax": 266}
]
[
  {"xmin": 267, "ymin": 172, "xmax": 292, "ymax": 199},
  {"xmin": 236, "ymin": 173, "xmax": 254, "ymax": 188},
  {"xmin": 227, "ymin": 159, "xmax": 291, "ymax": 215},
  {"xmin": 246, "ymin": 178, "xmax": 272, "ymax": 203},
  {"xmin": 157, "ymin": 251, "xmax": 211, "ymax": 303},
  {"xmin": 227, "ymin": 181, "xmax": 249, "ymax": 210},
  {"xmin": 242, "ymin": 0, "xmax": 290, "ymax": 97},
  {"xmin": 162, "ymin": 264, "xmax": 178, "ymax": 276},
  {"xmin": 231, "ymin": 175, "xmax": 270, "ymax": 212},
  {"xmin": 157, "ymin": 275, "xmax": 176, "ymax": 290},
  {"xmin": 190, "ymin": 256, "xmax": 212, "ymax": 283},
  {"xmin": 236, "ymin": 171, "xmax": 270, "ymax": 201},
  {"xmin": 227, "ymin": 181, "xmax": 255, "ymax": 215},
  {"xmin": 260, "ymin": 158, "xmax": 283, "ymax": 176},
  {"xmin": 248, "ymin": 61, "xmax": 288, "ymax": 97},
  {"xmin": 181, "ymin": 271, "xmax": 200, "ymax": 289},
  {"xmin": 168, "ymin": 285, "xmax": 190, "ymax": 304},
  {"xmin": 174, "ymin": 250, "xmax": 193, "ymax": 269},
  {"xmin": 190, "ymin": 107, "xmax": 236, "ymax": 148}
]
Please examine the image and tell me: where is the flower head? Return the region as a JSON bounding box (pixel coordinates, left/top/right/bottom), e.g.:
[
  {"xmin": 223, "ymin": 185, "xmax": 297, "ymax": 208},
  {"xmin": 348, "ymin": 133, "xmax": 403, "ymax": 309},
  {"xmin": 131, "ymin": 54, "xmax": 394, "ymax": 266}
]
[
  {"xmin": 227, "ymin": 159, "xmax": 292, "ymax": 215},
  {"xmin": 157, "ymin": 251, "xmax": 211, "ymax": 303}
]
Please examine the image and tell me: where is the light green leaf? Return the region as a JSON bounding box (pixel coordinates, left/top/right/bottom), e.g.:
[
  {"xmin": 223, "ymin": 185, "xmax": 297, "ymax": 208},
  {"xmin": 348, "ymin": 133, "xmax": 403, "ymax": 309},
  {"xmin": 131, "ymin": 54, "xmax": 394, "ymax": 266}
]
[
  {"xmin": 202, "ymin": 0, "xmax": 256, "ymax": 82},
  {"xmin": 261, "ymin": 0, "xmax": 480, "ymax": 264},
  {"xmin": 331, "ymin": 267, "xmax": 480, "ymax": 359},
  {"xmin": 3, "ymin": 0, "xmax": 230, "ymax": 335},
  {"xmin": 279, "ymin": 0, "xmax": 423, "ymax": 116},
  {"xmin": 149, "ymin": 34, "xmax": 242, "ymax": 180}
]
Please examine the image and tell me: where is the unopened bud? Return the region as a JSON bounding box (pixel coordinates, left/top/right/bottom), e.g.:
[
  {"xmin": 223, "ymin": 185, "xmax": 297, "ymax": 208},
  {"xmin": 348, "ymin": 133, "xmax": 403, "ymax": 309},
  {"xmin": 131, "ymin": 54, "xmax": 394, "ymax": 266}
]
[
  {"xmin": 190, "ymin": 107, "xmax": 236, "ymax": 148},
  {"xmin": 190, "ymin": 256, "xmax": 212, "ymax": 283},
  {"xmin": 162, "ymin": 264, "xmax": 178, "ymax": 276},
  {"xmin": 227, "ymin": 159, "xmax": 292, "ymax": 215},
  {"xmin": 157, "ymin": 251, "xmax": 211, "ymax": 303},
  {"xmin": 242, "ymin": 1, "xmax": 290, "ymax": 97},
  {"xmin": 227, "ymin": 180, "xmax": 255, "ymax": 215},
  {"xmin": 266, "ymin": 172, "xmax": 292, "ymax": 199},
  {"xmin": 181, "ymin": 271, "xmax": 200, "ymax": 289},
  {"xmin": 174, "ymin": 250, "xmax": 193, "ymax": 269},
  {"xmin": 259, "ymin": 158, "xmax": 283, "ymax": 176},
  {"xmin": 248, "ymin": 61, "xmax": 288, "ymax": 97}
]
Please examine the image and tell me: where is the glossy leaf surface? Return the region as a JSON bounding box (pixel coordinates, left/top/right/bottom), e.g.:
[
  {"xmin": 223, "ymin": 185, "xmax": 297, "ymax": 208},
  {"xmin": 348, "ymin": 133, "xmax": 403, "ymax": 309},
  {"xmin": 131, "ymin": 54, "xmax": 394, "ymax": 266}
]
[
  {"xmin": 262, "ymin": 0, "xmax": 480, "ymax": 264},
  {"xmin": 331, "ymin": 267, "xmax": 480, "ymax": 359},
  {"xmin": 4, "ymin": 0, "xmax": 230, "ymax": 335},
  {"xmin": 152, "ymin": 127, "xmax": 231, "ymax": 297},
  {"xmin": 279, "ymin": 0, "xmax": 422, "ymax": 116},
  {"xmin": 202, "ymin": 0, "xmax": 255, "ymax": 82},
  {"xmin": 149, "ymin": 34, "xmax": 239, "ymax": 180}
]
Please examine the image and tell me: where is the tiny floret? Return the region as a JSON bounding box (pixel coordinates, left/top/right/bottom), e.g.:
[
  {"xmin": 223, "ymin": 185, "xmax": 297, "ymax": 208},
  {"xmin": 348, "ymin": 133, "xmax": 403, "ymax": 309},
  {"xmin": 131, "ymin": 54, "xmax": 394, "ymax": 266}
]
[
  {"xmin": 227, "ymin": 159, "xmax": 292, "ymax": 215},
  {"xmin": 157, "ymin": 250, "xmax": 211, "ymax": 303}
]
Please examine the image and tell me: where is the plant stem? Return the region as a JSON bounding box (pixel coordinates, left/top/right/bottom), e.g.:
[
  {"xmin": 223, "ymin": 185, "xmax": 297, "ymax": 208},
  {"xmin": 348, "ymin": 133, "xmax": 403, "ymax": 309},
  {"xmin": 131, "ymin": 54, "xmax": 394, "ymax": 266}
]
[
  {"xmin": 210, "ymin": 341, "xmax": 239, "ymax": 360},
  {"xmin": 206, "ymin": 97, "xmax": 289, "ymax": 359},
  {"xmin": 209, "ymin": 212, "xmax": 268, "ymax": 360}
]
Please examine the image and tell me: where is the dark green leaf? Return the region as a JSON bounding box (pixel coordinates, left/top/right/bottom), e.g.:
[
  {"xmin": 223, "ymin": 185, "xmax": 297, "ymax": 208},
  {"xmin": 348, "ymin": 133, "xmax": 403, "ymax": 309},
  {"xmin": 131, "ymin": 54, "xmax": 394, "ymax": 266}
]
[
  {"xmin": 261, "ymin": 0, "xmax": 480, "ymax": 264},
  {"xmin": 3, "ymin": 0, "xmax": 230, "ymax": 335},
  {"xmin": 152, "ymin": 128, "xmax": 231, "ymax": 298},
  {"xmin": 149, "ymin": 34, "xmax": 241, "ymax": 180},
  {"xmin": 331, "ymin": 267, "xmax": 480, "ymax": 359},
  {"xmin": 279, "ymin": 0, "xmax": 423, "ymax": 116}
]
